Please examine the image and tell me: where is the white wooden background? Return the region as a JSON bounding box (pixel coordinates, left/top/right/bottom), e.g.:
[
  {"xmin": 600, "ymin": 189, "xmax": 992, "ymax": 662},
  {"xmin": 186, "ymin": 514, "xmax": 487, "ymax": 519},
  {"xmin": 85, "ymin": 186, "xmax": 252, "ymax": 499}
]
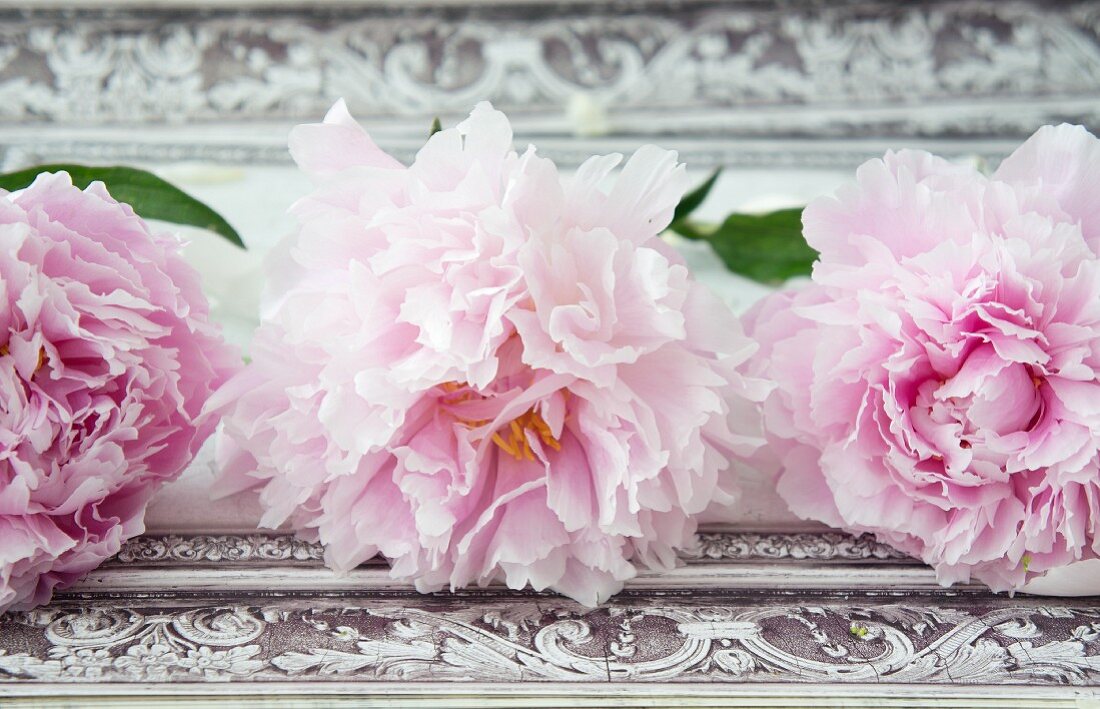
[{"xmin": 1, "ymin": 1, "xmax": 1098, "ymax": 705}]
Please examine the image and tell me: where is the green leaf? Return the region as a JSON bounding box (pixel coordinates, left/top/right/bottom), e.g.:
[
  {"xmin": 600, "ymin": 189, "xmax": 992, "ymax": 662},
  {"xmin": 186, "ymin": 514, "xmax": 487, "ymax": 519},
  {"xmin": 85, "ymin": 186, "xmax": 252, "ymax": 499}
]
[
  {"xmin": 429, "ymin": 116, "xmax": 442, "ymax": 137},
  {"xmin": 669, "ymin": 168, "xmax": 721, "ymax": 238},
  {"xmin": 0, "ymin": 164, "xmax": 244, "ymax": 249},
  {"xmin": 704, "ymin": 208, "xmax": 817, "ymax": 284}
]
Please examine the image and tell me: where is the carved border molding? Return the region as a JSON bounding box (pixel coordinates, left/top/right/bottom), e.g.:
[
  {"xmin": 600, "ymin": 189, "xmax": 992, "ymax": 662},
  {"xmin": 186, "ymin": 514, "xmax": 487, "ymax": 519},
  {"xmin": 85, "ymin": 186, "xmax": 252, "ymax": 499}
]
[
  {"xmin": 1, "ymin": 596, "xmax": 1098, "ymax": 690},
  {"xmin": 111, "ymin": 533, "xmax": 326, "ymax": 565},
  {"xmin": 107, "ymin": 531, "xmax": 913, "ymax": 567},
  {"xmin": 685, "ymin": 532, "xmax": 912, "ymax": 563},
  {"xmin": 1, "ymin": 1, "xmax": 1097, "ymax": 138}
]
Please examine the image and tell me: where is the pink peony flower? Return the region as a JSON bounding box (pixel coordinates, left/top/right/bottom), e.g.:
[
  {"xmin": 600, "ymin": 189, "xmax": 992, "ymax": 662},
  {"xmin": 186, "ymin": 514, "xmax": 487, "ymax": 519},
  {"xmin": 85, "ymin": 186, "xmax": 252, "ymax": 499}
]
[
  {"xmin": 747, "ymin": 124, "xmax": 1100, "ymax": 591},
  {"xmin": 0, "ymin": 173, "xmax": 239, "ymax": 611},
  {"xmin": 211, "ymin": 101, "xmax": 765, "ymax": 605}
]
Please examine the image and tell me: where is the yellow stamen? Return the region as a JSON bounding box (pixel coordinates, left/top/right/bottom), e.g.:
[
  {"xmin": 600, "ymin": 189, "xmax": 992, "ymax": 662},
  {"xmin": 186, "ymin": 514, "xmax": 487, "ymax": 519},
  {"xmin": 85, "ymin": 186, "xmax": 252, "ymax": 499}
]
[
  {"xmin": 441, "ymin": 381, "xmax": 564, "ymax": 461},
  {"xmin": 491, "ymin": 431, "xmax": 517, "ymax": 457},
  {"xmin": 492, "ymin": 408, "xmax": 562, "ymax": 461}
]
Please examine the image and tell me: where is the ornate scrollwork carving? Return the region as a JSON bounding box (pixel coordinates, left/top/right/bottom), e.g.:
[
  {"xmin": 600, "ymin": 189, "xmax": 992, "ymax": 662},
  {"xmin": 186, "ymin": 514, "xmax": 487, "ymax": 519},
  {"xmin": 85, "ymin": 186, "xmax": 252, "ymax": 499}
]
[
  {"xmin": 0, "ymin": 607, "xmax": 267, "ymax": 682},
  {"xmin": 112, "ymin": 534, "xmax": 324, "ymax": 565},
  {"xmin": 0, "ymin": 2, "xmax": 1096, "ymax": 136},
  {"xmin": 3, "ymin": 600, "xmax": 1098, "ymax": 686},
  {"xmin": 683, "ymin": 531, "xmax": 913, "ymax": 562},
  {"xmin": 109, "ymin": 530, "xmax": 913, "ymax": 567}
]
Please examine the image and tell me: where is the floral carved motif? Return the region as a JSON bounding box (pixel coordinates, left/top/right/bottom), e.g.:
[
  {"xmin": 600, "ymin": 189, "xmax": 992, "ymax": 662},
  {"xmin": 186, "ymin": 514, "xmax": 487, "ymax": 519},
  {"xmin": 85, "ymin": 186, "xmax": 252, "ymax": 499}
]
[
  {"xmin": 684, "ymin": 532, "xmax": 912, "ymax": 562},
  {"xmin": 112, "ymin": 534, "xmax": 325, "ymax": 565},
  {"xmin": 0, "ymin": 607, "xmax": 266, "ymax": 682},
  {"xmin": 0, "ymin": 2, "xmax": 1097, "ymax": 136},
  {"xmin": 107, "ymin": 532, "xmax": 915, "ymax": 566},
  {"xmin": 2, "ymin": 600, "xmax": 1098, "ymax": 686}
]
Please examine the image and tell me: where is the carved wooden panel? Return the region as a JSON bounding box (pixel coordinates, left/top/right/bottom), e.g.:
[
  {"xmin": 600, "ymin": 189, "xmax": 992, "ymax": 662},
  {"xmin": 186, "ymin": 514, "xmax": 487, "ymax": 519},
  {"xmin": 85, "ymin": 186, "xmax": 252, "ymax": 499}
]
[
  {"xmin": 2, "ymin": 531, "xmax": 1098, "ymax": 703},
  {"xmin": 1, "ymin": 0, "xmax": 1098, "ymax": 136}
]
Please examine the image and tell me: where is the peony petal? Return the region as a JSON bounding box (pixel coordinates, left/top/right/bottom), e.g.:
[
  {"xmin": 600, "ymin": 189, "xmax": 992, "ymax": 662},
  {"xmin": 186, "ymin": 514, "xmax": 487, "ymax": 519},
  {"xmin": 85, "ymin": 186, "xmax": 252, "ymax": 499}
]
[
  {"xmin": 289, "ymin": 99, "xmax": 405, "ymax": 175},
  {"xmin": 995, "ymin": 124, "xmax": 1100, "ymax": 252}
]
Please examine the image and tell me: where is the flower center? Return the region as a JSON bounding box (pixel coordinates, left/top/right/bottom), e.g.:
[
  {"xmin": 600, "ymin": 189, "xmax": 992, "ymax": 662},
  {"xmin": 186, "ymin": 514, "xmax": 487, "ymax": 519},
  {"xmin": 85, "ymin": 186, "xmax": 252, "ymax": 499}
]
[
  {"xmin": 440, "ymin": 382, "xmax": 562, "ymax": 461},
  {"xmin": 490, "ymin": 408, "xmax": 561, "ymax": 461}
]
